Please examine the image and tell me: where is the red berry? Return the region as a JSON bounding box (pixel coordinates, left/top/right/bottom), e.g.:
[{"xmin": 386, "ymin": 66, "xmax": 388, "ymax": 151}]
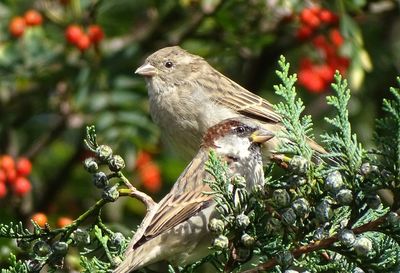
[
  {"xmin": 24, "ymin": 10, "xmax": 43, "ymax": 26},
  {"xmin": 31, "ymin": 213, "xmax": 47, "ymax": 228},
  {"xmin": 76, "ymin": 34, "xmax": 91, "ymax": 51},
  {"xmin": 139, "ymin": 161, "xmax": 162, "ymax": 193},
  {"xmin": 0, "ymin": 155, "xmax": 15, "ymax": 171},
  {"xmin": 0, "ymin": 170, "xmax": 6, "ymax": 183},
  {"xmin": 6, "ymin": 168, "xmax": 17, "ymax": 184},
  {"xmin": 12, "ymin": 177, "xmax": 31, "ymax": 197},
  {"xmin": 0, "ymin": 182, "xmax": 7, "ymax": 198},
  {"xmin": 296, "ymin": 25, "xmax": 313, "ymax": 40},
  {"xmin": 300, "ymin": 8, "xmax": 321, "ymax": 29},
  {"xmin": 16, "ymin": 157, "xmax": 32, "ymax": 176},
  {"xmin": 57, "ymin": 217, "xmax": 73, "ymax": 228},
  {"xmin": 312, "ymin": 35, "xmax": 335, "ymax": 58},
  {"xmin": 65, "ymin": 25, "xmax": 83, "ymax": 45},
  {"xmin": 319, "ymin": 9, "xmax": 338, "ymax": 24},
  {"xmin": 135, "ymin": 151, "xmax": 152, "ymax": 169},
  {"xmin": 88, "ymin": 25, "xmax": 104, "ymax": 43},
  {"xmin": 298, "ymin": 67, "xmax": 326, "ymax": 93},
  {"xmin": 330, "ymin": 28, "xmax": 344, "ymax": 47},
  {"xmin": 315, "ymin": 64, "xmax": 335, "ymax": 83},
  {"xmin": 9, "ymin": 17, "xmax": 26, "ymax": 38}
]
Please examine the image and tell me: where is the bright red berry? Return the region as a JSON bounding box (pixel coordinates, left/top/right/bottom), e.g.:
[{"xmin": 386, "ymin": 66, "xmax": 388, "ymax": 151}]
[
  {"xmin": 16, "ymin": 157, "xmax": 32, "ymax": 176},
  {"xmin": 88, "ymin": 25, "xmax": 104, "ymax": 43},
  {"xmin": 76, "ymin": 34, "xmax": 91, "ymax": 51},
  {"xmin": 0, "ymin": 182, "xmax": 6, "ymax": 198},
  {"xmin": 298, "ymin": 67, "xmax": 326, "ymax": 93},
  {"xmin": 31, "ymin": 213, "xmax": 47, "ymax": 228},
  {"xmin": 6, "ymin": 168, "xmax": 17, "ymax": 184},
  {"xmin": 65, "ymin": 25, "xmax": 83, "ymax": 45},
  {"xmin": 1, "ymin": 155, "xmax": 15, "ymax": 172},
  {"xmin": 300, "ymin": 8, "xmax": 320, "ymax": 29},
  {"xmin": 135, "ymin": 151, "xmax": 152, "ymax": 169},
  {"xmin": 315, "ymin": 64, "xmax": 335, "ymax": 83},
  {"xmin": 319, "ymin": 9, "xmax": 338, "ymax": 24},
  {"xmin": 57, "ymin": 217, "xmax": 73, "ymax": 228},
  {"xmin": 296, "ymin": 25, "xmax": 313, "ymax": 40},
  {"xmin": 139, "ymin": 161, "xmax": 162, "ymax": 193},
  {"xmin": 9, "ymin": 17, "xmax": 26, "ymax": 38},
  {"xmin": 24, "ymin": 10, "xmax": 43, "ymax": 26},
  {"xmin": 330, "ymin": 28, "xmax": 344, "ymax": 47},
  {"xmin": 0, "ymin": 170, "xmax": 6, "ymax": 183},
  {"xmin": 12, "ymin": 176, "xmax": 31, "ymax": 197}
]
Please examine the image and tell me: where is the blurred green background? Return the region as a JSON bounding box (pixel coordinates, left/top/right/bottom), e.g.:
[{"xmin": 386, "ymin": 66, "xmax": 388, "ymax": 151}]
[{"xmin": 0, "ymin": 0, "xmax": 399, "ymax": 270}]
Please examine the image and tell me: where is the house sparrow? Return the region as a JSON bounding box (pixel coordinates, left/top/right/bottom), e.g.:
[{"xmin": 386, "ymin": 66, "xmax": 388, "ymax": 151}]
[
  {"xmin": 135, "ymin": 46, "xmax": 325, "ymax": 161},
  {"xmin": 113, "ymin": 119, "xmax": 274, "ymax": 273}
]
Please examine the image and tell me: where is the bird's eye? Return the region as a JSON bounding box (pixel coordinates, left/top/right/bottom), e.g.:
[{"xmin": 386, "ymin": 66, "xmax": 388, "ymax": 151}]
[
  {"xmin": 235, "ymin": 126, "xmax": 246, "ymax": 134},
  {"xmin": 164, "ymin": 61, "xmax": 173, "ymax": 68}
]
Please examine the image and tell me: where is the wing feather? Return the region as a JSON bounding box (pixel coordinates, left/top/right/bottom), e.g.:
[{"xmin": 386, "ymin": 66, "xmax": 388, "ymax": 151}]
[
  {"xmin": 132, "ymin": 151, "xmax": 214, "ymax": 248},
  {"xmin": 197, "ymin": 68, "xmax": 282, "ymax": 124}
]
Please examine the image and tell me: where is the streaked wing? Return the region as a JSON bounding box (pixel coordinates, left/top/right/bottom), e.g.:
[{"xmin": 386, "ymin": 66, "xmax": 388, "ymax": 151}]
[
  {"xmin": 197, "ymin": 68, "xmax": 281, "ymax": 124},
  {"xmin": 133, "ymin": 151, "xmax": 213, "ymax": 247}
]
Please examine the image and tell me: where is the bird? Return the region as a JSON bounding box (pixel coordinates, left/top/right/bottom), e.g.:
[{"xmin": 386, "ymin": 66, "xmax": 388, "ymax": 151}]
[
  {"xmin": 113, "ymin": 119, "xmax": 274, "ymax": 273},
  {"xmin": 135, "ymin": 46, "xmax": 325, "ymax": 162}
]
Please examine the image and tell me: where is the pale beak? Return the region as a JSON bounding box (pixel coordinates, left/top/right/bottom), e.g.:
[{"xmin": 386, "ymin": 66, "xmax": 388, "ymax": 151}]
[
  {"xmin": 250, "ymin": 129, "xmax": 274, "ymax": 144},
  {"xmin": 135, "ymin": 63, "xmax": 157, "ymax": 77}
]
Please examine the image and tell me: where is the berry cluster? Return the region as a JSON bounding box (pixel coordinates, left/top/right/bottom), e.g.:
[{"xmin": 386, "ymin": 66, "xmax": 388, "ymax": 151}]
[
  {"xmin": 0, "ymin": 155, "xmax": 32, "ymax": 198},
  {"xmin": 135, "ymin": 151, "xmax": 162, "ymax": 194},
  {"xmin": 65, "ymin": 24, "xmax": 104, "ymax": 51},
  {"xmin": 31, "ymin": 212, "xmax": 73, "ymax": 228},
  {"xmin": 9, "ymin": 10, "xmax": 43, "ymax": 38},
  {"xmin": 295, "ymin": 6, "xmax": 350, "ymax": 93}
]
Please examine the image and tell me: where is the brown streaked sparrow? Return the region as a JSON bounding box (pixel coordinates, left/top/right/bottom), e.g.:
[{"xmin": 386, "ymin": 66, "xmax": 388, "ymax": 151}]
[
  {"xmin": 113, "ymin": 119, "xmax": 274, "ymax": 273},
  {"xmin": 135, "ymin": 46, "xmax": 325, "ymax": 161}
]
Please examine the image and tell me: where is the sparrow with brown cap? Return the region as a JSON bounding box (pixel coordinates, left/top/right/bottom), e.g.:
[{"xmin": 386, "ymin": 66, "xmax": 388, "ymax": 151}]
[{"xmin": 113, "ymin": 119, "xmax": 274, "ymax": 272}]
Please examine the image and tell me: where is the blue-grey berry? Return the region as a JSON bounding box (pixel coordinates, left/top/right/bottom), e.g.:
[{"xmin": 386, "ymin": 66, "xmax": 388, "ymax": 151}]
[
  {"xmin": 366, "ymin": 194, "xmax": 381, "ymax": 209},
  {"xmin": 241, "ymin": 233, "xmax": 255, "ymax": 247},
  {"xmin": 93, "ymin": 172, "xmax": 108, "ymax": 189},
  {"xmin": 282, "ymin": 208, "xmax": 297, "ymax": 226},
  {"xmin": 335, "ymin": 189, "xmax": 353, "ymax": 205},
  {"xmin": 272, "ymin": 189, "xmax": 290, "ymax": 208},
  {"xmin": 33, "ymin": 241, "xmax": 51, "ymax": 257},
  {"xmin": 96, "ymin": 145, "xmax": 113, "ymax": 162},
  {"xmin": 315, "ymin": 199, "xmax": 333, "ymax": 222},
  {"xmin": 108, "ymin": 155, "xmax": 125, "ymax": 172},
  {"xmin": 84, "ymin": 157, "xmax": 98, "ymax": 173},
  {"xmin": 236, "ymin": 214, "xmax": 250, "ymax": 229},
  {"xmin": 325, "ymin": 171, "xmax": 343, "ymax": 193},
  {"xmin": 102, "ymin": 185, "xmax": 119, "ymax": 202},
  {"xmin": 292, "ymin": 198, "xmax": 310, "ymax": 218},
  {"xmin": 338, "ymin": 229, "xmax": 356, "ymax": 247},
  {"xmin": 213, "ymin": 235, "xmax": 229, "ymax": 249},
  {"xmin": 52, "ymin": 241, "xmax": 68, "ymax": 256},
  {"xmin": 208, "ymin": 218, "xmax": 225, "ymax": 234},
  {"xmin": 289, "ymin": 155, "xmax": 308, "ymax": 174},
  {"xmin": 354, "ymin": 237, "xmax": 372, "ymax": 256}
]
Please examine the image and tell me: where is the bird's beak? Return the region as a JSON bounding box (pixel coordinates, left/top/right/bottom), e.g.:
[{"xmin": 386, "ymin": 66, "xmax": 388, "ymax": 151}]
[
  {"xmin": 250, "ymin": 129, "xmax": 274, "ymax": 144},
  {"xmin": 135, "ymin": 63, "xmax": 157, "ymax": 77}
]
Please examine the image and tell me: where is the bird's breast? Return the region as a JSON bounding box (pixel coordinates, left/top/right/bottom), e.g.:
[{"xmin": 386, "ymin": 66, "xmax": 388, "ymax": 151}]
[{"xmin": 148, "ymin": 85, "xmax": 238, "ymax": 159}]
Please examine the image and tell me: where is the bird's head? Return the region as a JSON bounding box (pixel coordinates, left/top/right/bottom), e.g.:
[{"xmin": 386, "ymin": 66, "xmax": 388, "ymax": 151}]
[
  {"xmin": 201, "ymin": 119, "xmax": 274, "ymax": 163},
  {"xmin": 135, "ymin": 46, "xmax": 206, "ymax": 92}
]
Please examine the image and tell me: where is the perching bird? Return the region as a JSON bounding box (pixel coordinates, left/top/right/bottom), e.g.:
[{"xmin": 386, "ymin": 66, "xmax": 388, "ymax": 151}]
[
  {"xmin": 113, "ymin": 119, "xmax": 274, "ymax": 272},
  {"xmin": 135, "ymin": 46, "xmax": 325, "ymax": 162}
]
